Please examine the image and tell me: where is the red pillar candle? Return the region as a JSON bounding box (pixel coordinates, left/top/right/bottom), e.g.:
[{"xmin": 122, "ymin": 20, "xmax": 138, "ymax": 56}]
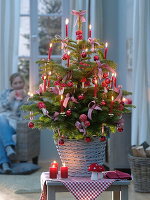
[
  {"xmin": 104, "ymin": 42, "xmax": 108, "ymax": 59},
  {"xmin": 94, "ymin": 79, "xmax": 98, "ymax": 98},
  {"xmin": 111, "ymin": 73, "xmax": 117, "ymax": 89},
  {"xmin": 60, "ymin": 163, "xmax": 68, "ymax": 178},
  {"xmin": 48, "ymin": 43, "xmax": 53, "ymax": 60},
  {"xmin": 88, "ymin": 24, "xmax": 92, "ymax": 38},
  {"xmin": 51, "ymin": 160, "xmax": 58, "ymax": 173},
  {"xmin": 60, "ymin": 95, "xmax": 64, "ymax": 113},
  {"xmin": 42, "ymin": 75, "xmax": 47, "ymax": 92},
  {"xmin": 65, "ymin": 18, "xmax": 69, "ymax": 37},
  {"xmin": 49, "ymin": 165, "xmax": 57, "ymax": 179},
  {"xmin": 67, "ymin": 51, "xmax": 70, "ymax": 67}
]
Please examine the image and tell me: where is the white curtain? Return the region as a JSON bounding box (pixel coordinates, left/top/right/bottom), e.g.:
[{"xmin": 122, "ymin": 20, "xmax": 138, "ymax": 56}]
[
  {"xmin": 131, "ymin": 0, "xmax": 150, "ymax": 145},
  {"xmin": 0, "ymin": 0, "xmax": 20, "ymax": 91},
  {"xmin": 69, "ymin": 0, "xmax": 103, "ymax": 40}
]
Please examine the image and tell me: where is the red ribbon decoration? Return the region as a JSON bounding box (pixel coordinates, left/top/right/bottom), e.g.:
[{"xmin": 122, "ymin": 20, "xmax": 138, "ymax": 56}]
[
  {"xmin": 72, "ymin": 10, "xmax": 86, "ymax": 27},
  {"xmin": 88, "ymin": 101, "xmax": 102, "ymax": 120},
  {"xmin": 75, "ymin": 121, "xmax": 86, "ymax": 135},
  {"xmin": 63, "ymin": 93, "xmax": 78, "ymax": 108}
]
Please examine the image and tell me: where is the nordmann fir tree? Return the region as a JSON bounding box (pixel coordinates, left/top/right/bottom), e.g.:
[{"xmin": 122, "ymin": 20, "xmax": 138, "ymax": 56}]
[{"xmin": 22, "ymin": 10, "xmax": 135, "ymax": 144}]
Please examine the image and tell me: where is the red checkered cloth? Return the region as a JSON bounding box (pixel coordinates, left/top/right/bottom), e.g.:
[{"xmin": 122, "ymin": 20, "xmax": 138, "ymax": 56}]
[{"xmin": 40, "ymin": 172, "xmax": 115, "ymax": 200}]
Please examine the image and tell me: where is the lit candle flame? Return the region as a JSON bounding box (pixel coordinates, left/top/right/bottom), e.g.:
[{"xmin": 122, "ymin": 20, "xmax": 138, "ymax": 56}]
[
  {"xmin": 52, "ymin": 165, "xmax": 55, "ymax": 168},
  {"xmin": 122, "ymin": 97, "xmax": 126, "ymax": 102},
  {"xmin": 105, "ymin": 42, "xmax": 108, "ymax": 48},
  {"xmin": 85, "ymin": 48, "xmax": 88, "ymax": 52},
  {"xmin": 114, "ymin": 73, "xmax": 116, "ymax": 77},
  {"xmin": 89, "ymin": 24, "xmax": 92, "ymax": 30},
  {"xmin": 53, "ymin": 160, "xmax": 56, "ymax": 163},
  {"xmin": 43, "ymin": 75, "xmax": 47, "ymax": 80},
  {"xmin": 111, "ymin": 96, "xmax": 114, "ymax": 101},
  {"xmin": 61, "ymin": 95, "xmax": 63, "ymax": 100},
  {"xmin": 48, "ymin": 71, "xmax": 52, "ymax": 75},
  {"xmin": 49, "ymin": 43, "xmax": 52, "ymax": 48},
  {"xmin": 95, "ymin": 79, "xmax": 98, "ymax": 85},
  {"xmin": 65, "ymin": 18, "xmax": 69, "ymax": 25},
  {"xmin": 67, "ymin": 51, "xmax": 70, "ymax": 55},
  {"xmin": 63, "ymin": 163, "xmax": 66, "ymax": 167},
  {"xmin": 28, "ymin": 92, "xmax": 33, "ymax": 97}
]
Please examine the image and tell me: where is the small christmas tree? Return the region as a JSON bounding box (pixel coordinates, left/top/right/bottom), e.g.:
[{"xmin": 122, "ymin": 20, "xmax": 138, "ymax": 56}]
[{"xmin": 22, "ymin": 10, "xmax": 134, "ymax": 143}]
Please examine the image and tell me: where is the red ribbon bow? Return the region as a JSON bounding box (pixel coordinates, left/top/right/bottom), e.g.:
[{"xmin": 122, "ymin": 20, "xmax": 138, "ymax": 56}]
[{"xmin": 72, "ymin": 10, "xmax": 86, "ymax": 27}]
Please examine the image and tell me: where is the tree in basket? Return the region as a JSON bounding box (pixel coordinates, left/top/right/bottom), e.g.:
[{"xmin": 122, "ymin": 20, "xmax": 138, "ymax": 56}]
[{"xmin": 22, "ymin": 10, "xmax": 135, "ymax": 176}]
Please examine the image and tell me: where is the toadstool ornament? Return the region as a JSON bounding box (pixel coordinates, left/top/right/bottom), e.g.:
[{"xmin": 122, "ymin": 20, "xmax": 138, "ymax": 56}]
[{"xmin": 88, "ymin": 163, "xmax": 101, "ymax": 180}]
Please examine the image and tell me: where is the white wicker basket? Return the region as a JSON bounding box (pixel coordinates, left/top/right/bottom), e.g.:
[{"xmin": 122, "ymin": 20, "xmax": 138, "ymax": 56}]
[{"xmin": 56, "ymin": 138, "xmax": 106, "ymax": 177}]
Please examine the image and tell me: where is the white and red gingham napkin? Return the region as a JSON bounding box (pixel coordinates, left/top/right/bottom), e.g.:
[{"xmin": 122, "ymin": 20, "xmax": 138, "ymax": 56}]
[{"xmin": 40, "ymin": 172, "xmax": 115, "ymax": 200}]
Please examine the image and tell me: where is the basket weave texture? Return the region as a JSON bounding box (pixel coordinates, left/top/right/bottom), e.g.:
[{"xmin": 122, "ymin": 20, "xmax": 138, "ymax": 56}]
[
  {"xmin": 56, "ymin": 139, "xmax": 106, "ymax": 177},
  {"xmin": 128, "ymin": 154, "xmax": 150, "ymax": 192}
]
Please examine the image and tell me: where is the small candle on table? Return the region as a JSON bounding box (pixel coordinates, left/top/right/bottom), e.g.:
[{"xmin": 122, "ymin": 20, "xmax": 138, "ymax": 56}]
[
  {"xmin": 60, "ymin": 95, "xmax": 64, "ymax": 113},
  {"xmin": 88, "ymin": 24, "xmax": 92, "ymax": 38},
  {"xmin": 49, "ymin": 165, "xmax": 57, "ymax": 179},
  {"xmin": 47, "ymin": 71, "xmax": 51, "ymax": 87},
  {"xmin": 48, "ymin": 43, "xmax": 53, "ymax": 60},
  {"xmin": 60, "ymin": 163, "xmax": 68, "ymax": 178},
  {"xmin": 51, "ymin": 160, "xmax": 58, "ymax": 173},
  {"xmin": 65, "ymin": 18, "xmax": 69, "ymax": 37},
  {"xmin": 67, "ymin": 51, "xmax": 70, "ymax": 67},
  {"xmin": 104, "ymin": 42, "xmax": 108, "ymax": 59},
  {"xmin": 94, "ymin": 79, "xmax": 98, "ymax": 98}
]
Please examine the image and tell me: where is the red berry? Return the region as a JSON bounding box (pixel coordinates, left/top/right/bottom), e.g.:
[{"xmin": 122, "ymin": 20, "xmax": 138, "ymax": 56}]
[
  {"xmin": 28, "ymin": 122, "xmax": 34, "ymax": 128},
  {"xmin": 100, "ymin": 136, "xmax": 106, "ymax": 142},
  {"xmin": 101, "ymin": 82, "xmax": 107, "ymax": 87},
  {"xmin": 37, "ymin": 102, "xmax": 46, "ymax": 109},
  {"xmin": 103, "ymin": 73, "xmax": 109, "ymax": 78},
  {"xmin": 58, "ymin": 139, "xmax": 64, "ymax": 145},
  {"xmin": 67, "ymin": 82, "xmax": 73, "ymax": 87},
  {"xmin": 84, "ymin": 120, "xmax": 90, "ymax": 127},
  {"xmin": 76, "ymin": 30, "xmax": 83, "ymax": 35},
  {"xmin": 62, "ymin": 54, "xmax": 68, "ymax": 60},
  {"xmin": 94, "ymin": 55, "xmax": 99, "ymax": 61},
  {"xmin": 117, "ymin": 127, "xmax": 124, "ymax": 132},
  {"xmin": 100, "ymin": 100, "xmax": 106, "ymax": 106},
  {"xmin": 79, "ymin": 114, "xmax": 87, "ymax": 122},
  {"xmin": 85, "ymin": 137, "xmax": 91, "ymax": 142},
  {"xmin": 81, "ymin": 52, "xmax": 87, "ymax": 58},
  {"xmin": 66, "ymin": 110, "xmax": 72, "ymax": 116},
  {"xmin": 78, "ymin": 95, "xmax": 85, "ymax": 100},
  {"xmin": 105, "ymin": 78, "xmax": 111, "ymax": 84}
]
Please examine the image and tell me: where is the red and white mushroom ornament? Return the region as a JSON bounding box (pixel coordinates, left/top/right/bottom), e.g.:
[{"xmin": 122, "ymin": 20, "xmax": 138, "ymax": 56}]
[{"xmin": 88, "ymin": 163, "xmax": 105, "ymax": 180}]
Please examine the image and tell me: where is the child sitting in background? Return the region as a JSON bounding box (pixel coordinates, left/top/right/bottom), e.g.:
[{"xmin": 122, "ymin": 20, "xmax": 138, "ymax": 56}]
[{"xmin": 0, "ymin": 73, "xmax": 26, "ymax": 173}]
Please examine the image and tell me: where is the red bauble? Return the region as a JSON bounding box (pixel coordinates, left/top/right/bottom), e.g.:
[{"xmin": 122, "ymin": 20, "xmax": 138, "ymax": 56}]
[
  {"xmin": 54, "ymin": 81, "xmax": 60, "ymax": 86},
  {"xmin": 67, "ymin": 82, "xmax": 73, "ymax": 87},
  {"xmin": 61, "ymin": 83, "xmax": 67, "ymax": 87},
  {"xmin": 94, "ymin": 55, "xmax": 99, "ymax": 61},
  {"xmin": 62, "ymin": 54, "xmax": 68, "ymax": 60},
  {"xmin": 78, "ymin": 94, "xmax": 85, "ymax": 100},
  {"xmin": 105, "ymin": 78, "xmax": 111, "ymax": 84},
  {"xmin": 28, "ymin": 122, "xmax": 34, "ymax": 128},
  {"xmin": 101, "ymin": 82, "xmax": 108, "ymax": 87},
  {"xmin": 100, "ymin": 136, "xmax": 106, "ymax": 142},
  {"xmin": 85, "ymin": 137, "xmax": 91, "ymax": 142},
  {"xmin": 76, "ymin": 35, "xmax": 83, "ymax": 40},
  {"xmin": 84, "ymin": 120, "xmax": 90, "ymax": 127},
  {"xmin": 117, "ymin": 127, "xmax": 124, "ymax": 132},
  {"xmin": 76, "ymin": 30, "xmax": 83, "ymax": 35},
  {"xmin": 127, "ymin": 98, "xmax": 132, "ymax": 104},
  {"xmin": 79, "ymin": 114, "xmax": 87, "ymax": 122},
  {"xmin": 58, "ymin": 139, "xmax": 64, "ymax": 145},
  {"xmin": 66, "ymin": 110, "xmax": 72, "ymax": 116},
  {"xmin": 81, "ymin": 52, "xmax": 87, "ymax": 58},
  {"xmin": 37, "ymin": 102, "xmax": 46, "ymax": 109},
  {"xmin": 100, "ymin": 100, "xmax": 106, "ymax": 106},
  {"xmin": 103, "ymin": 73, "xmax": 109, "ymax": 78}
]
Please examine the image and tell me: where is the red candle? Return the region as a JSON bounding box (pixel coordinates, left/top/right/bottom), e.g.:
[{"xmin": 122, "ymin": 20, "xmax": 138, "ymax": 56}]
[
  {"xmin": 67, "ymin": 51, "xmax": 70, "ymax": 67},
  {"xmin": 104, "ymin": 42, "xmax": 108, "ymax": 59},
  {"xmin": 65, "ymin": 18, "xmax": 69, "ymax": 37},
  {"xmin": 60, "ymin": 163, "xmax": 68, "ymax": 178},
  {"xmin": 42, "ymin": 75, "xmax": 47, "ymax": 92},
  {"xmin": 111, "ymin": 73, "xmax": 117, "ymax": 89},
  {"xmin": 88, "ymin": 24, "xmax": 92, "ymax": 38},
  {"xmin": 110, "ymin": 96, "xmax": 114, "ymax": 114},
  {"xmin": 48, "ymin": 43, "xmax": 53, "ymax": 60},
  {"xmin": 49, "ymin": 165, "xmax": 57, "ymax": 179},
  {"xmin": 94, "ymin": 79, "xmax": 98, "ymax": 98},
  {"xmin": 60, "ymin": 95, "xmax": 64, "ymax": 113},
  {"xmin": 51, "ymin": 160, "xmax": 58, "ymax": 173}
]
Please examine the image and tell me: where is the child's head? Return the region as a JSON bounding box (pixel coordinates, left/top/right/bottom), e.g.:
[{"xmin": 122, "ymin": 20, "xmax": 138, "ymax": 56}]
[{"xmin": 9, "ymin": 73, "xmax": 25, "ymax": 90}]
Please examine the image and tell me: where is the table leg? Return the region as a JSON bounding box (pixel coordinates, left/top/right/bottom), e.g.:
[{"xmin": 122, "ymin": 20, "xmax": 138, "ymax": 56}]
[
  {"xmin": 121, "ymin": 186, "xmax": 128, "ymax": 200},
  {"xmin": 113, "ymin": 191, "xmax": 120, "ymax": 200},
  {"xmin": 47, "ymin": 186, "xmax": 56, "ymax": 200}
]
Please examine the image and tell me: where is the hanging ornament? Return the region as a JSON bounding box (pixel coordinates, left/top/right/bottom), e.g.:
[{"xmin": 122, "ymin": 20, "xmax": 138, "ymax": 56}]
[
  {"xmin": 84, "ymin": 81, "xmax": 90, "ymax": 87},
  {"xmin": 81, "ymin": 51, "xmax": 87, "ymax": 58},
  {"xmin": 58, "ymin": 139, "xmax": 64, "ymax": 145},
  {"xmin": 61, "ymin": 83, "xmax": 67, "ymax": 87},
  {"xmin": 62, "ymin": 53, "xmax": 68, "ymax": 60},
  {"xmin": 105, "ymin": 78, "xmax": 111, "ymax": 84},
  {"xmin": 54, "ymin": 81, "xmax": 60, "ymax": 86},
  {"xmin": 81, "ymin": 77, "xmax": 87, "ymax": 88},
  {"xmin": 67, "ymin": 82, "xmax": 73, "ymax": 87},
  {"xmin": 100, "ymin": 136, "xmax": 106, "ymax": 142},
  {"xmin": 117, "ymin": 127, "xmax": 124, "ymax": 132},
  {"xmin": 103, "ymin": 73, "xmax": 109, "ymax": 78},
  {"xmin": 94, "ymin": 55, "xmax": 99, "ymax": 61},
  {"xmin": 100, "ymin": 100, "xmax": 106, "ymax": 106},
  {"xmin": 28, "ymin": 122, "xmax": 34, "ymax": 128},
  {"xmin": 76, "ymin": 30, "xmax": 83, "ymax": 40},
  {"xmin": 66, "ymin": 109, "xmax": 72, "ymax": 116},
  {"xmin": 101, "ymin": 81, "xmax": 108, "ymax": 87},
  {"xmin": 85, "ymin": 137, "xmax": 91, "ymax": 142},
  {"xmin": 79, "ymin": 114, "xmax": 87, "ymax": 122},
  {"xmin": 37, "ymin": 102, "xmax": 46, "ymax": 109},
  {"xmin": 84, "ymin": 120, "xmax": 90, "ymax": 127},
  {"xmin": 78, "ymin": 94, "xmax": 85, "ymax": 100}
]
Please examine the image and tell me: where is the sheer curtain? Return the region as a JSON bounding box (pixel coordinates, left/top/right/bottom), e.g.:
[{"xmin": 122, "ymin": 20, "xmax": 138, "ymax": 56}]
[
  {"xmin": 0, "ymin": 0, "xmax": 20, "ymax": 91},
  {"xmin": 131, "ymin": 0, "xmax": 150, "ymax": 145}
]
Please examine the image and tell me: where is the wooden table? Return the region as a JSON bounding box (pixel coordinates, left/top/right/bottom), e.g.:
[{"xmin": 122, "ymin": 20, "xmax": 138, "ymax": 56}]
[{"xmin": 46, "ymin": 179, "xmax": 130, "ymax": 200}]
